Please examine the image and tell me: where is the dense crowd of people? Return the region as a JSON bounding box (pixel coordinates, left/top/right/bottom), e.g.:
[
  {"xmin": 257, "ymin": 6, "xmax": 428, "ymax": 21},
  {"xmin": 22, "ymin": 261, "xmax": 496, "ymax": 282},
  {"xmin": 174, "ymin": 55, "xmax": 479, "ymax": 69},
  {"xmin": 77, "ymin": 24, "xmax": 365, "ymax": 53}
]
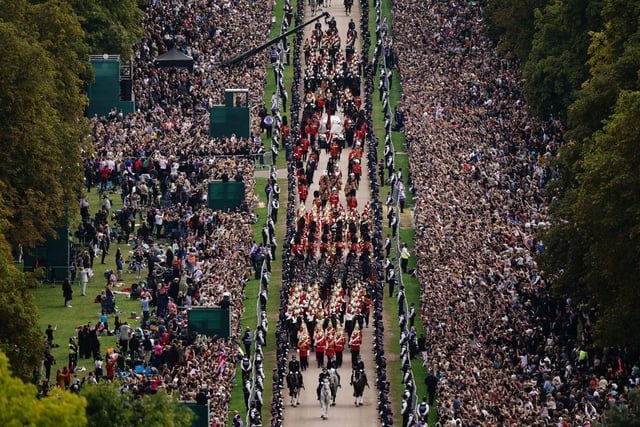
[
  {"xmin": 72, "ymin": 0, "xmax": 284, "ymax": 425},
  {"xmin": 66, "ymin": 201, "xmax": 256, "ymax": 421},
  {"xmin": 391, "ymin": 0, "xmax": 639, "ymax": 426}
]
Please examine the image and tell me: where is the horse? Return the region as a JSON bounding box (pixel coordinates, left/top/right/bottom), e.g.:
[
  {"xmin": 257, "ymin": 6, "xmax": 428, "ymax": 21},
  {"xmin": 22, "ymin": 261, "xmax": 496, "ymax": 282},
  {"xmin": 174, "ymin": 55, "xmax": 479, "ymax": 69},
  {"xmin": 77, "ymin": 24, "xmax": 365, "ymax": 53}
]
[
  {"xmin": 328, "ymin": 367, "xmax": 340, "ymax": 406},
  {"xmin": 319, "ymin": 379, "xmax": 332, "ymax": 419},
  {"xmin": 286, "ymin": 371, "xmax": 304, "ymax": 406},
  {"xmin": 351, "ymin": 369, "xmax": 369, "ymax": 406}
]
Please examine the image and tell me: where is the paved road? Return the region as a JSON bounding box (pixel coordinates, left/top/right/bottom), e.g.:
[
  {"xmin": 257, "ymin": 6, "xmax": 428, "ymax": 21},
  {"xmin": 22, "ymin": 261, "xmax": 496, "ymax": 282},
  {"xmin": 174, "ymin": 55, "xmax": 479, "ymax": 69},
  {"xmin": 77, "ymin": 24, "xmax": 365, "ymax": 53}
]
[{"xmin": 282, "ymin": 0, "xmax": 380, "ymax": 425}]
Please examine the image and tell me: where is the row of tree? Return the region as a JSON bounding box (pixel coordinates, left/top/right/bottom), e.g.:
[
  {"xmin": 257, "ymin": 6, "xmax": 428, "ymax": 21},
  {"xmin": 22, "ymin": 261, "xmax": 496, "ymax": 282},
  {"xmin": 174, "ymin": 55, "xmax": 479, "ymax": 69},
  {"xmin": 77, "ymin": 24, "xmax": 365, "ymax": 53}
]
[
  {"xmin": 0, "ymin": 0, "xmax": 143, "ymax": 249},
  {"xmin": 0, "ymin": 0, "xmax": 136, "ymax": 392},
  {"xmin": 484, "ymin": 0, "xmax": 640, "ymax": 351},
  {"xmin": 0, "ymin": 351, "xmax": 193, "ymax": 426},
  {"xmin": 0, "ymin": 0, "xmax": 143, "ymax": 381}
]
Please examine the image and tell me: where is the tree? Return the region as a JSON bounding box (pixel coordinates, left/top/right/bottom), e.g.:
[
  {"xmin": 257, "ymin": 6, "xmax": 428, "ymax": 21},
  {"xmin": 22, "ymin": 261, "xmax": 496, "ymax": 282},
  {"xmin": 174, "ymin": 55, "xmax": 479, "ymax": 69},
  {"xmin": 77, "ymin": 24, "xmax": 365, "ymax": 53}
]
[
  {"xmin": 572, "ymin": 90, "xmax": 640, "ymax": 348},
  {"xmin": 71, "ymin": 0, "xmax": 144, "ymax": 59},
  {"xmin": 0, "ymin": 0, "xmax": 90, "ymax": 248},
  {"xmin": 523, "ymin": 0, "xmax": 603, "ymax": 119},
  {"xmin": 542, "ymin": 0, "xmax": 640, "ymax": 350},
  {"xmin": 27, "ymin": 0, "xmax": 93, "ymax": 221},
  {"xmin": 483, "ymin": 0, "xmax": 548, "ymax": 60},
  {"xmin": 567, "ymin": 0, "xmax": 640, "ymax": 142},
  {"xmin": 0, "ymin": 194, "xmax": 46, "ymax": 381},
  {"xmin": 0, "ymin": 350, "xmax": 86, "ymax": 426},
  {"xmin": 82, "ymin": 382, "xmax": 194, "ymax": 427}
]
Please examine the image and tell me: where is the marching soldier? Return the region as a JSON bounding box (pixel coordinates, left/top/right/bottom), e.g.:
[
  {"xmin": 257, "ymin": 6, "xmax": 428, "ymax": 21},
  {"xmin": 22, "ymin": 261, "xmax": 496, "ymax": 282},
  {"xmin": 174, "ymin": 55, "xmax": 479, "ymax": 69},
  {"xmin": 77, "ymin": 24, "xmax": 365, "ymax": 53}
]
[
  {"xmin": 348, "ymin": 324, "xmax": 362, "ymax": 367},
  {"xmin": 334, "ymin": 327, "xmax": 346, "ymax": 368}
]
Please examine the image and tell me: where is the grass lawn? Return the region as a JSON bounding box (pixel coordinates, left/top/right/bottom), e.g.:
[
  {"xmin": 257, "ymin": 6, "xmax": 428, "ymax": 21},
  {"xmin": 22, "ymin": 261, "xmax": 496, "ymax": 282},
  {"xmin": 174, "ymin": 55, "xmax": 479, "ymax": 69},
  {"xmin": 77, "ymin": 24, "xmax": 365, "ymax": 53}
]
[
  {"xmin": 33, "ymin": 278, "xmax": 142, "ymax": 374},
  {"xmin": 33, "ymin": 187, "xmax": 147, "ymax": 375},
  {"xmin": 35, "ymin": 172, "xmax": 287, "ymax": 425}
]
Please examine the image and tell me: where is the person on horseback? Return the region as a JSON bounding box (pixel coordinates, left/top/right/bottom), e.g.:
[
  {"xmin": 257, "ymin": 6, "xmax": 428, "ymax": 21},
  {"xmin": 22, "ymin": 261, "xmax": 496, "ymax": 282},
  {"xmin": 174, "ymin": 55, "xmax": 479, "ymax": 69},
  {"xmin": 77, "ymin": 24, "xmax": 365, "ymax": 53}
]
[
  {"xmin": 318, "ymin": 371, "xmax": 332, "ymax": 420},
  {"xmin": 327, "ymin": 361, "xmax": 341, "ymax": 406},
  {"xmin": 287, "ymin": 368, "xmax": 304, "ymax": 407},
  {"xmin": 317, "ymin": 366, "xmax": 330, "ymax": 400},
  {"xmin": 350, "ymin": 368, "xmax": 369, "ymax": 406},
  {"xmin": 288, "ymin": 354, "xmax": 300, "ymax": 373},
  {"xmin": 353, "ymin": 354, "xmax": 365, "ymax": 372}
]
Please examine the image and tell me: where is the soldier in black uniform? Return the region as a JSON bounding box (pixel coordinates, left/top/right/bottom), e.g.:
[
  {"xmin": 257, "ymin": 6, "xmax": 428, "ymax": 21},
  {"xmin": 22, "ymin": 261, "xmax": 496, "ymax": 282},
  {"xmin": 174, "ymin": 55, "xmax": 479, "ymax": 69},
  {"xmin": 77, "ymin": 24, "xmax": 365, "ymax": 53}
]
[
  {"xmin": 417, "ymin": 396, "xmax": 429, "ymax": 423},
  {"xmin": 352, "ymin": 355, "xmax": 365, "ymax": 373},
  {"xmin": 241, "ymin": 354, "xmax": 252, "ymax": 382},
  {"xmin": 288, "ymin": 354, "xmax": 300, "ymax": 373}
]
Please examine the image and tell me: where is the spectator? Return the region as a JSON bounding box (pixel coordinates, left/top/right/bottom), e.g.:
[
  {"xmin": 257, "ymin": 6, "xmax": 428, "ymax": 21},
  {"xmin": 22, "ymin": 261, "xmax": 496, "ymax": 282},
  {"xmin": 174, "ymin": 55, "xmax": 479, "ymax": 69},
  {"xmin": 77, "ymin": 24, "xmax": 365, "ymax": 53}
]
[{"xmin": 62, "ymin": 279, "xmax": 73, "ymax": 308}]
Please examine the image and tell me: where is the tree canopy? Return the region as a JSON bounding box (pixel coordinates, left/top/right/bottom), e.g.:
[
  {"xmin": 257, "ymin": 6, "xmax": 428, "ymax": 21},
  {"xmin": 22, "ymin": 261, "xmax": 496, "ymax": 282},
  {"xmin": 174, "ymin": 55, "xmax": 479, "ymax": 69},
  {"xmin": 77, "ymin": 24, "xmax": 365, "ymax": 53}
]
[
  {"xmin": 70, "ymin": 0, "xmax": 145, "ymax": 59},
  {"xmin": 0, "ymin": 0, "xmax": 90, "ymax": 248},
  {"xmin": 483, "ymin": 0, "xmax": 548, "ymax": 60},
  {"xmin": 523, "ymin": 0, "xmax": 603, "ymax": 119},
  {"xmin": 0, "ymin": 350, "xmax": 87, "ymax": 427},
  {"xmin": 82, "ymin": 382, "xmax": 194, "ymax": 427},
  {"xmin": 538, "ymin": 0, "xmax": 640, "ymax": 349},
  {"xmin": 0, "ymin": 197, "xmax": 46, "ymax": 381}
]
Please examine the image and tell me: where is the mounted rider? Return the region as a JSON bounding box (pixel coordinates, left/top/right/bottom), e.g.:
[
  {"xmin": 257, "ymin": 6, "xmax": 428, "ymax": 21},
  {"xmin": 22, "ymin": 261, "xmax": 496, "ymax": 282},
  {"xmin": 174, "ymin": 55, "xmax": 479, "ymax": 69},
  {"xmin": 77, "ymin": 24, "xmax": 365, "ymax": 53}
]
[
  {"xmin": 288, "ymin": 354, "xmax": 301, "ymax": 373},
  {"xmin": 317, "ymin": 366, "xmax": 330, "ymax": 400}
]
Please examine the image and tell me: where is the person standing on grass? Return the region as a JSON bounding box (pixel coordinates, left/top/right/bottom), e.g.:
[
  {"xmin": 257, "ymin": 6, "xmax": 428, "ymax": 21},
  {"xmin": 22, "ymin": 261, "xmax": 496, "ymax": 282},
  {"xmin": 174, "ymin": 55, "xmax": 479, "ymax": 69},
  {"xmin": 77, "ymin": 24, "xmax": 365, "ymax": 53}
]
[
  {"xmin": 115, "ymin": 247, "xmax": 123, "ymax": 281},
  {"xmin": 79, "ymin": 266, "xmax": 88, "ymax": 296},
  {"xmin": 399, "ymin": 188, "xmax": 406, "ymax": 213},
  {"xmin": 119, "ymin": 321, "xmax": 132, "ymax": 353},
  {"xmin": 62, "ymin": 279, "xmax": 73, "ymax": 307},
  {"xmin": 425, "ymin": 371, "xmax": 438, "ymax": 405},
  {"xmin": 68, "ymin": 337, "xmax": 78, "ymax": 372},
  {"xmin": 44, "ymin": 346, "xmax": 55, "ymax": 382},
  {"xmin": 242, "ymin": 327, "xmax": 253, "ymax": 357},
  {"xmin": 46, "ymin": 324, "xmax": 56, "ymax": 348},
  {"xmin": 141, "ymin": 291, "xmax": 151, "ymax": 325},
  {"xmin": 409, "ymin": 302, "xmax": 416, "ymax": 328},
  {"xmin": 94, "ymin": 355, "xmax": 103, "ymax": 380},
  {"xmin": 400, "ymin": 242, "xmax": 411, "ymax": 273}
]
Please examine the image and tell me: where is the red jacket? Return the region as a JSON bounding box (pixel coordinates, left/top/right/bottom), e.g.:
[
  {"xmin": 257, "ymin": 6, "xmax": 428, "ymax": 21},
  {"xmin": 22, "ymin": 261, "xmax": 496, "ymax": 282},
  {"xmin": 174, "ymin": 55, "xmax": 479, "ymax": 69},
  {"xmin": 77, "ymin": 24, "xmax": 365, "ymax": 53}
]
[
  {"xmin": 347, "ymin": 196, "xmax": 358, "ymax": 210},
  {"xmin": 299, "ymin": 184, "xmax": 309, "ymax": 201},
  {"xmin": 349, "ymin": 332, "xmax": 362, "ymax": 351},
  {"xmin": 325, "ymin": 338, "xmax": 335, "ymax": 357},
  {"xmin": 298, "ymin": 339, "xmax": 309, "ymax": 357}
]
